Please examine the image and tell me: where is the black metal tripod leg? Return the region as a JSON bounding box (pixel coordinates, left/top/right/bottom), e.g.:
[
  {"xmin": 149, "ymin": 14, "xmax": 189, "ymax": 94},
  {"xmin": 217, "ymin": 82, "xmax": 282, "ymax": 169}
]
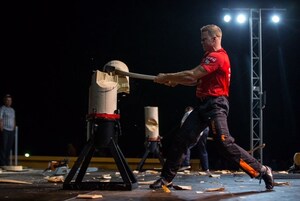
[
  {"xmin": 64, "ymin": 139, "xmax": 94, "ymax": 184},
  {"xmin": 75, "ymin": 145, "xmax": 95, "ymax": 183},
  {"xmin": 110, "ymin": 139, "xmax": 137, "ymax": 184},
  {"xmin": 136, "ymin": 149, "xmax": 150, "ymax": 171}
]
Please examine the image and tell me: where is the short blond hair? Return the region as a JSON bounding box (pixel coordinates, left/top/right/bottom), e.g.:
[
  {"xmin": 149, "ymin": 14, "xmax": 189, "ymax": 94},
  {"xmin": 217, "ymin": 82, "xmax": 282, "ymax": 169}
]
[{"xmin": 201, "ymin": 24, "xmax": 222, "ymax": 38}]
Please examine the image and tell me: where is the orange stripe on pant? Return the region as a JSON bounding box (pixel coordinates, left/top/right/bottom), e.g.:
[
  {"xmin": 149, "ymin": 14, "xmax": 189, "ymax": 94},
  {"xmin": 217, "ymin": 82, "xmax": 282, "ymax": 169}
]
[{"xmin": 239, "ymin": 159, "xmax": 260, "ymax": 178}]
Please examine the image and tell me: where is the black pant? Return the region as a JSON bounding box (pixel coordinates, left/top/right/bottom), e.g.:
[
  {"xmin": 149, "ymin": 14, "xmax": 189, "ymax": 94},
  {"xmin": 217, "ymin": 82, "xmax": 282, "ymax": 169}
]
[
  {"xmin": 0, "ymin": 129, "xmax": 15, "ymax": 166},
  {"xmin": 161, "ymin": 96, "xmax": 263, "ymax": 182}
]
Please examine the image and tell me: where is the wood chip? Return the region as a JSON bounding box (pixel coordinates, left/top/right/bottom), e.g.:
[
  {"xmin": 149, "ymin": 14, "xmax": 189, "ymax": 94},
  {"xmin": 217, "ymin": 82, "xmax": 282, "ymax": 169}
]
[
  {"xmin": 273, "ymin": 181, "xmax": 290, "ymax": 186},
  {"xmin": 277, "ymin": 171, "xmax": 289, "ymax": 174},
  {"xmin": 209, "ymin": 174, "xmax": 221, "ymax": 178},
  {"xmin": 173, "ymin": 185, "xmax": 192, "ymax": 190},
  {"xmin": 138, "ymin": 180, "xmax": 156, "ymax": 185},
  {"xmin": 47, "ymin": 176, "xmax": 64, "ymax": 183},
  {"xmin": 99, "ymin": 174, "xmax": 111, "ymax": 179},
  {"xmin": 145, "ymin": 170, "xmax": 159, "ymax": 174},
  {"xmin": 205, "ymin": 187, "xmax": 225, "ymax": 192},
  {"xmin": 0, "ymin": 179, "xmax": 32, "ymax": 184},
  {"xmin": 1, "ymin": 166, "xmax": 23, "ymax": 171},
  {"xmin": 214, "ymin": 170, "xmax": 231, "ymax": 174},
  {"xmin": 76, "ymin": 194, "xmax": 103, "ymax": 199}
]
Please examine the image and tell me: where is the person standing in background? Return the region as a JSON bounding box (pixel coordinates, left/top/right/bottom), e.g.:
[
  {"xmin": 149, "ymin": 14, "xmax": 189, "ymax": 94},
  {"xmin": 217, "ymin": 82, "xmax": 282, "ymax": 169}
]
[
  {"xmin": 179, "ymin": 106, "xmax": 210, "ymax": 173},
  {"xmin": 0, "ymin": 94, "xmax": 16, "ymax": 166}
]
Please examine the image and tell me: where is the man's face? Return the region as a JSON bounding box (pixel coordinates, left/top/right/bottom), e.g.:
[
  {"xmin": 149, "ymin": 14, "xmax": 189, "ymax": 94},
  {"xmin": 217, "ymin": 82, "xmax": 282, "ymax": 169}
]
[
  {"xmin": 201, "ymin": 31, "xmax": 215, "ymax": 52},
  {"xmin": 4, "ymin": 98, "xmax": 12, "ymax": 107}
]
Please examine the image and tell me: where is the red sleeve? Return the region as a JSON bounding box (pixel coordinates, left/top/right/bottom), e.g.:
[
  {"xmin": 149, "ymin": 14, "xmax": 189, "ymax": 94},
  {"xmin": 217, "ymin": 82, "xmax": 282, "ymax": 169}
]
[{"xmin": 201, "ymin": 52, "xmax": 223, "ymax": 73}]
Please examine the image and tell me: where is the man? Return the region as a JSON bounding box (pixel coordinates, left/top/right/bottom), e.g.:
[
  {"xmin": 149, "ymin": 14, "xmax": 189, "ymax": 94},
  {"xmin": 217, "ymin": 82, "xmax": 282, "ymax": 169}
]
[
  {"xmin": 0, "ymin": 94, "xmax": 16, "ymax": 166},
  {"xmin": 150, "ymin": 24, "xmax": 274, "ymax": 190}
]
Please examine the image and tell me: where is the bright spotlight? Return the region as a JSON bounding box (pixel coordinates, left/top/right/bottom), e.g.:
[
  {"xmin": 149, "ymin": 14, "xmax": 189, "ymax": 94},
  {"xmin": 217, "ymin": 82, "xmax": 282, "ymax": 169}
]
[
  {"xmin": 223, "ymin": 14, "xmax": 231, "ymax": 23},
  {"xmin": 236, "ymin": 14, "xmax": 247, "ymax": 24},
  {"xmin": 271, "ymin": 15, "xmax": 280, "ymax": 23},
  {"xmin": 24, "ymin": 153, "xmax": 30, "ymax": 157}
]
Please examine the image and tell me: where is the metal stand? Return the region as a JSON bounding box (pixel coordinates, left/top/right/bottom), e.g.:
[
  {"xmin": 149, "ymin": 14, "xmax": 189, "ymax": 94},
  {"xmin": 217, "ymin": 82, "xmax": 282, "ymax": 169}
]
[
  {"xmin": 63, "ymin": 114, "xmax": 138, "ymax": 191},
  {"xmin": 136, "ymin": 138, "xmax": 164, "ymax": 171}
]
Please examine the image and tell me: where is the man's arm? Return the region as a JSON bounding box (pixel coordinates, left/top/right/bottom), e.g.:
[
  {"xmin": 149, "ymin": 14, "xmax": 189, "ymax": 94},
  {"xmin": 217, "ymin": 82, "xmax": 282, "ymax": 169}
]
[
  {"xmin": 154, "ymin": 65, "xmax": 208, "ymax": 86},
  {"xmin": 0, "ymin": 119, "xmax": 3, "ymax": 132},
  {"xmin": 0, "ymin": 109, "xmax": 3, "ymax": 132}
]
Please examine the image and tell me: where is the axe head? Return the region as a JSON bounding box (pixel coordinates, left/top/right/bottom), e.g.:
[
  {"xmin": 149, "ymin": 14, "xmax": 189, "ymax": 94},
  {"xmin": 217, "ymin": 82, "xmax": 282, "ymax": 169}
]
[
  {"xmin": 102, "ymin": 60, "xmax": 130, "ymax": 94},
  {"xmin": 103, "ymin": 60, "xmax": 129, "ymax": 74},
  {"xmin": 103, "ymin": 65, "xmax": 116, "ymax": 74}
]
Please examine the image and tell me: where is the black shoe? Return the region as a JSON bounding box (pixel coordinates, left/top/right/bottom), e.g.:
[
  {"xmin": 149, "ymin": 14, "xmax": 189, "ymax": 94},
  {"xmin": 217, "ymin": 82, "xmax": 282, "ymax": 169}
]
[
  {"xmin": 261, "ymin": 166, "xmax": 274, "ymax": 190},
  {"xmin": 149, "ymin": 178, "xmax": 173, "ymax": 189}
]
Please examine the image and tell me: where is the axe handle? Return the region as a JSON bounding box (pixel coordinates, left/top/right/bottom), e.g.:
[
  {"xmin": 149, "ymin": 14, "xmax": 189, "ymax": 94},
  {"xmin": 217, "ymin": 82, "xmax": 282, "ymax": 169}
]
[
  {"xmin": 247, "ymin": 143, "xmax": 266, "ymax": 154},
  {"xmin": 115, "ymin": 69, "xmax": 156, "ymax": 80}
]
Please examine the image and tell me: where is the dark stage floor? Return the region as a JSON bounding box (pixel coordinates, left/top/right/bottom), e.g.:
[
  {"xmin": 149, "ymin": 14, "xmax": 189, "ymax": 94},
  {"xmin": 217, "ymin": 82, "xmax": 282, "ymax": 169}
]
[{"xmin": 0, "ymin": 167, "xmax": 300, "ymax": 201}]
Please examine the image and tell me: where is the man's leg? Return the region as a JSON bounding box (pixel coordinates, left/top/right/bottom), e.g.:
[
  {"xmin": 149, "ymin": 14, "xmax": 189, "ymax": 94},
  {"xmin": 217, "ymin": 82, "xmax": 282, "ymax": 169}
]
[
  {"xmin": 0, "ymin": 132, "xmax": 6, "ymax": 166},
  {"xmin": 150, "ymin": 109, "xmax": 207, "ymax": 189},
  {"xmin": 207, "ymin": 96, "xmax": 273, "ymax": 190},
  {"xmin": 179, "ymin": 148, "xmax": 191, "ymax": 171},
  {"xmin": 198, "ymin": 128, "xmax": 209, "ymax": 171},
  {"xmin": 210, "ymin": 113, "xmax": 273, "ymax": 190},
  {"xmin": 4, "ymin": 130, "xmax": 15, "ymax": 166}
]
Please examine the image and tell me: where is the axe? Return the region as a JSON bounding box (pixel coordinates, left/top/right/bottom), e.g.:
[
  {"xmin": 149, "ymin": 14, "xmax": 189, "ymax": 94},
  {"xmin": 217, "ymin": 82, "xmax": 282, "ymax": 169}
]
[
  {"xmin": 247, "ymin": 143, "xmax": 266, "ymax": 154},
  {"xmin": 103, "ymin": 65, "xmax": 156, "ymax": 81}
]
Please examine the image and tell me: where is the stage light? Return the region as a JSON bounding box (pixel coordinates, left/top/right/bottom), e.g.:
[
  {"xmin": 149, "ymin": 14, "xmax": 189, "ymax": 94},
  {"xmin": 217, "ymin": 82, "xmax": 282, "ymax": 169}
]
[
  {"xmin": 24, "ymin": 153, "xmax": 30, "ymax": 157},
  {"xmin": 236, "ymin": 13, "xmax": 247, "ymax": 24},
  {"xmin": 271, "ymin": 14, "xmax": 280, "ymax": 23},
  {"xmin": 223, "ymin": 14, "xmax": 231, "ymax": 23}
]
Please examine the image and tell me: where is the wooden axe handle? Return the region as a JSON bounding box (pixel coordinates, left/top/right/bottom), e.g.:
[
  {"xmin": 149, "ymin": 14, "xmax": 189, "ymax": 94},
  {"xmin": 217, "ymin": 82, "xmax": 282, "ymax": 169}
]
[
  {"xmin": 115, "ymin": 69, "xmax": 156, "ymax": 80},
  {"xmin": 247, "ymin": 143, "xmax": 266, "ymax": 154}
]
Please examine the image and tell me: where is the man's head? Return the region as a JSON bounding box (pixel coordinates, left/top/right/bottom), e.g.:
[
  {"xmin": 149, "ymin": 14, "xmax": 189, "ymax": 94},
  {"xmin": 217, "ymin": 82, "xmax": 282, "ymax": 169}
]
[
  {"xmin": 3, "ymin": 94, "xmax": 12, "ymax": 107},
  {"xmin": 200, "ymin": 24, "xmax": 222, "ymax": 52}
]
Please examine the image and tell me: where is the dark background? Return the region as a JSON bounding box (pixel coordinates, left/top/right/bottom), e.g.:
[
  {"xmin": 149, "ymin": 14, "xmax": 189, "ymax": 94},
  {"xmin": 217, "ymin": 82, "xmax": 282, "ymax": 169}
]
[{"xmin": 1, "ymin": 0, "xmax": 299, "ymax": 170}]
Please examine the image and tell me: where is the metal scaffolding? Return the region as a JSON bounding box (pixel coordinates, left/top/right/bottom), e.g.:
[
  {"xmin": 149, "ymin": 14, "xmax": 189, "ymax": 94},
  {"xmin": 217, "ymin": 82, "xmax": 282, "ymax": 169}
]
[
  {"xmin": 249, "ymin": 8, "xmax": 285, "ymax": 163},
  {"xmin": 249, "ymin": 9, "xmax": 264, "ymax": 163},
  {"xmin": 223, "ymin": 7, "xmax": 285, "ymax": 163}
]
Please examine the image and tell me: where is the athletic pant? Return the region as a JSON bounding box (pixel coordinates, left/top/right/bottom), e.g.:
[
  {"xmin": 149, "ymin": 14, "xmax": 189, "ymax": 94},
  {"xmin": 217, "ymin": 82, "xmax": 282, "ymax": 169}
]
[{"xmin": 161, "ymin": 96, "xmax": 263, "ymax": 182}]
